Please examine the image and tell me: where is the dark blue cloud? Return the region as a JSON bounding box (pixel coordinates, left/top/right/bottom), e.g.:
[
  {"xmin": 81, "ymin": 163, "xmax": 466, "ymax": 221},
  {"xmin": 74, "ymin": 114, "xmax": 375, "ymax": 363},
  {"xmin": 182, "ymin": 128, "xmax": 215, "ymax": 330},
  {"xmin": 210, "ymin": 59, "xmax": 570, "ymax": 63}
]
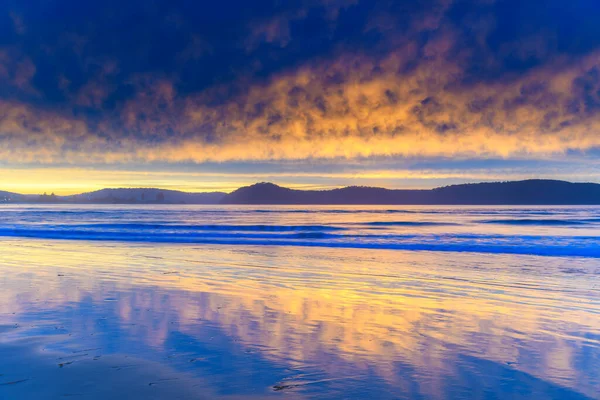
[
  {"xmin": 2, "ymin": 0, "xmax": 600, "ymax": 164},
  {"xmin": 2, "ymin": 0, "xmax": 598, "ymax": 108}
]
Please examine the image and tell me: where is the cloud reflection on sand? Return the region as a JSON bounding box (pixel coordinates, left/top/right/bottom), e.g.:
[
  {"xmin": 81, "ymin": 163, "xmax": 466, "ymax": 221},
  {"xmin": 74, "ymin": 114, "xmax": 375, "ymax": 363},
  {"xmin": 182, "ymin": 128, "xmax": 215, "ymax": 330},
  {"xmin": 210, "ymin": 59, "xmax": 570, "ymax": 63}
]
[{"xmin": 0, "ymin": 239, "xmax": 599, "ymax": 399}]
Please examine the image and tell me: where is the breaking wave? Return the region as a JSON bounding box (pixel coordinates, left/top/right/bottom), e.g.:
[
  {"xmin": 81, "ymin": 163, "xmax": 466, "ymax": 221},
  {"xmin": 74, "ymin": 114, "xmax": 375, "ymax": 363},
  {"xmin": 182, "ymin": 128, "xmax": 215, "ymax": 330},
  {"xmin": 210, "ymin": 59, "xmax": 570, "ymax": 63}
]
[
  {"xmin": 479, "ymin": 219, "xmax": 598, "ymax": 226},
  {"xmin": 0, "ymin": 225, "xmax": 597, "ymax": 258},
  {"xmin": 1, "ymin": 205, "xmax": 599, "ymax": 258}
]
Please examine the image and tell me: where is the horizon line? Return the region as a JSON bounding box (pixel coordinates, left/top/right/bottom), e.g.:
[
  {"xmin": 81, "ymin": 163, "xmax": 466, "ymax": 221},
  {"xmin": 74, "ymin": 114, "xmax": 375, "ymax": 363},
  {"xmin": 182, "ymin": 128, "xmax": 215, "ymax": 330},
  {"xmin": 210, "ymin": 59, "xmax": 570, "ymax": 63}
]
[{"xmin": 1, "ymin": 178, "xmax": 595, "ymax": 197}]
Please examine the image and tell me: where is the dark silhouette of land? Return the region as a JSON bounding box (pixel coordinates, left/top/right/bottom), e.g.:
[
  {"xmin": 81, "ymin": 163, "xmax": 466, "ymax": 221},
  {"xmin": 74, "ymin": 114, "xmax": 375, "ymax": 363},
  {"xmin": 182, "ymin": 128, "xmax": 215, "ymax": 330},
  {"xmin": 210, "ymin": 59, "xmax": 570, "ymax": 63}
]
[
  {"xmin": 66, "ymin": 188, "xmax": 225, "ymax": 204},
  {"xmin": 0, "ymin": 190, "xmax": 25, "ymax": 202},
  {"xmin": 0, "ymin": 188, "xmax": 225, "ymax": 204},
  {"xmin": 2, "ymin": 180, "xmax": 600, "ymax": 205},
  {"xmin": 221, "ymin": 180, "xmax": 600, "ymax": 205}
]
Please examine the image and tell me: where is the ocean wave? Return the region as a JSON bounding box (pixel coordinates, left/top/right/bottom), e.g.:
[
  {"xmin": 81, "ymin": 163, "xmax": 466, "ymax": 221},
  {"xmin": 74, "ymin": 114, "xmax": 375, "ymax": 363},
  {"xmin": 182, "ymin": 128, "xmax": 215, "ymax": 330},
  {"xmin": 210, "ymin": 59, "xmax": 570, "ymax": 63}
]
[
  {"xmin": 62, "ymin": 223, "xmax": 347, "ymax": 232},
  {"xmin": 0, "ymin": 227, "xmax": 598, "ymax": 258},
  {"xmin": 362, "ymin": 221, "xmax": 456, "ymax": 226},
  {"xmin": 251, "ymin": 209, "xmax": 418, "ymax": 214},
  {"xmin": 479, "ymin": 219, "xmax": 593, "ymax": 226},
  {"xmin": 0, "ymin": 227, "xmax": 342, "ymax": 240}
]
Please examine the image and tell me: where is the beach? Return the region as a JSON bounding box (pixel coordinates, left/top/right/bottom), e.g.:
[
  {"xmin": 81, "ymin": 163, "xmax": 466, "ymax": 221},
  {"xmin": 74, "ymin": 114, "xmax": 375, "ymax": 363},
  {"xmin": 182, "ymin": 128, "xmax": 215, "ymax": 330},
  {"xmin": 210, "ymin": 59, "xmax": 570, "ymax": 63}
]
[{"xmin": 0, "ymin": 205, "xmax": 599, "ymax": 399}]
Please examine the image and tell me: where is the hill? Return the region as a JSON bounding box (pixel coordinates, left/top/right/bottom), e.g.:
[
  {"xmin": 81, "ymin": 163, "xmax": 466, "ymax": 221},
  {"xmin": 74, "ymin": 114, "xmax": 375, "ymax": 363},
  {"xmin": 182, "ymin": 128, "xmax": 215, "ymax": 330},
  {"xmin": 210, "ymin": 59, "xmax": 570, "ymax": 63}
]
[
  {"xmin": 220, "ymin": 180, "xmax": 600, "ymax": 205},
  {"xmin": 0, "ymin": 190, "xmax": 27, "ymax": 203},
  {"xmin": 65, "ymin": 188, "xmax": 227, "ymax": 204}
]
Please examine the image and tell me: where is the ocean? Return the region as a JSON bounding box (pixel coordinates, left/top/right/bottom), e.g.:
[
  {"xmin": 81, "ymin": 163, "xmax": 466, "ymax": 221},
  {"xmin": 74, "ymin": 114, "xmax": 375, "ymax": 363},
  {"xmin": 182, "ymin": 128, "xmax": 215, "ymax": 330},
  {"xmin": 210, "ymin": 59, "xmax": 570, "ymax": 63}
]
[{"xmin": 0, "ymin": 205, "xmax": 599, "ymax": 399}]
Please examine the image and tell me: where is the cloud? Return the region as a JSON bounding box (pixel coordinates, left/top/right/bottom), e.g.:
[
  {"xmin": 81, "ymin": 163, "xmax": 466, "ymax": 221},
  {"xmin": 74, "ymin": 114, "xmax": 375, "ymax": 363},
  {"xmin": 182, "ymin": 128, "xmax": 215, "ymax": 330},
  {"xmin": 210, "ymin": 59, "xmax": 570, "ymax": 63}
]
[
  {"xmin": 1, "ymin": 0, "xmax": 600, "ymax": 166},
  {"xmin": 72, "ymin": 60, "xmax": 119, "ymax": 107},
  {"xmin": 243, "ymin": 0, "xmax": 357, "ymax": 51},
  {"xmin": 0, "ymin": 48, "xmax": 37, "ymax": 95},
  {"xmin": 0, "ymin": 100, "xmax": 91, "ymax": 162},
  {"xmin": 9, "ymin": 11, "xmax": 26, "ymax": 35},
  {"xmin": 3, "ymin": 50, "xmax": 600, "ymax": 164}
]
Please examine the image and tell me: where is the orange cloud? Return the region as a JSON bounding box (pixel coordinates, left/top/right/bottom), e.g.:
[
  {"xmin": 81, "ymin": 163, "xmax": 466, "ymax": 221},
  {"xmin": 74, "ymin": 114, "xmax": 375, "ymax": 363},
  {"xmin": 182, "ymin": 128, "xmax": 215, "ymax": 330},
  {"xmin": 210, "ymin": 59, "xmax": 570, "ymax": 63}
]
[{"xmin": 2, "ymin": 33, "xmax": 600, "ymax": 165}]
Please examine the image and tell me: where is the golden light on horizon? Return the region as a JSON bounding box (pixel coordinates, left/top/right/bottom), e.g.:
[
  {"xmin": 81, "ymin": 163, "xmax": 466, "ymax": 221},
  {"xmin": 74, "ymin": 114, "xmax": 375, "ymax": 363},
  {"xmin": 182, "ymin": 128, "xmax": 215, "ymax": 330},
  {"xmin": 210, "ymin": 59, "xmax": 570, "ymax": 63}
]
[{"xmin": 2, "ymin": 166, "xmax": 600, "ymax": 195}]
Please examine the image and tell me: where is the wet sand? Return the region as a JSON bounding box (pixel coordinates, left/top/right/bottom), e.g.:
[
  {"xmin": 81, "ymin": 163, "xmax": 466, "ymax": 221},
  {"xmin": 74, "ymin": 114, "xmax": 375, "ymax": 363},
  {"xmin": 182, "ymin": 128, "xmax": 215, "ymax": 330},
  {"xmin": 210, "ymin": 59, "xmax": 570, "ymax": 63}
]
[{"xmin": 1, "ymin": 238, "xmax": 598, "ymax": 399}]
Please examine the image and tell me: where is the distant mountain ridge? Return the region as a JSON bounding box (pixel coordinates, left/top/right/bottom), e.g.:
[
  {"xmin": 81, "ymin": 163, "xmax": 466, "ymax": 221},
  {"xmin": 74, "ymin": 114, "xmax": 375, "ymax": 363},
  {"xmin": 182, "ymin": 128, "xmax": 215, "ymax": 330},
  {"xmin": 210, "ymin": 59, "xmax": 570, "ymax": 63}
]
[
  {"xmin": 65, "ymin": 188, "xmax": 226, "ymax": 204},
  {"xmin": 0, "ymin": 190, "xmax": 26, "ymax": 202},
  {"xmin": 221, "ymin": 180, "xmax": 600, "ymax": 205},
  {"xmin": 1, "ymin": 180, "xmax": 600, "ymax": 205}
]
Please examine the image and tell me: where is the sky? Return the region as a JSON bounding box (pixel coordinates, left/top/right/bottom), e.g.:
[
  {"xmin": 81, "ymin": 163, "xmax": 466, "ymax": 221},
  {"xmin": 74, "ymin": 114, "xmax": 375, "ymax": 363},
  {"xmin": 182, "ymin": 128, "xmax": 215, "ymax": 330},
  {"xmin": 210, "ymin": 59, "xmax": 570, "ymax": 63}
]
[{"xmin": 2, "ymin": 0, "xmax": 600, "ymax": 194}]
